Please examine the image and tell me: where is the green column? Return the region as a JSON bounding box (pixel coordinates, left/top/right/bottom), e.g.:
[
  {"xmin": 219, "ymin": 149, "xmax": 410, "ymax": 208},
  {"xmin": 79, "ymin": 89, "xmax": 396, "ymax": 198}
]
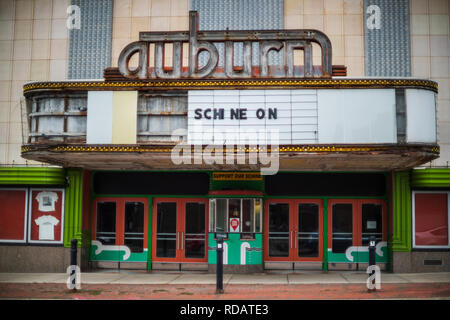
[
  {"xmin": 391, "ymin": 171, "xmax": 411, "ymax": 252},
  {"xmin": 64, "ymin": 168, "xmax": 84, "ymax": 247},
  {"xmin": 147, "ymin": 197, "xmax": 153, "ymax": 271},
  {"xmin": 322, "ymin": 198, "xmax": 328, "ymax": 271}
]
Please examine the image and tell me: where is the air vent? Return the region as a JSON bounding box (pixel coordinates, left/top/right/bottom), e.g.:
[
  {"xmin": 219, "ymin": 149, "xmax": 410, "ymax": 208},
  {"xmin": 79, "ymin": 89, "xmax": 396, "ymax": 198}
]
[{"xmin": 423, "ymin": 259, "xmax": 442, "ymax": 266}]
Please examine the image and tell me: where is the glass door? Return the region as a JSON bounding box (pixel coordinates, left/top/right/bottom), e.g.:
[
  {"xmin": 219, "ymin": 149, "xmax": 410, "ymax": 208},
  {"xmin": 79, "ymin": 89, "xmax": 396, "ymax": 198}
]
[
  {"xmin": 184, "ymin": 202, "xmax": 207, "ymax": 260},
  {"xmin": 155, "ymin": 202, "xmax": 177, "ymax": 258},
  {"xmin": 124, "ymin": 202, "xmax": 145, "ymax": 253},
  {"xmin": 265, "ymin": 199, "xmax": 323, "ymax": 262},
  {"xmin": 361, "ymin": 203, "xmax": 383, "ymax": 246},
  {"xmin": 328, "ymin": 199, "xmax": 386, "ymax": 261},
  {"xmin": 92, "ymin": 197, "xmax": 148, "ymax": 263},
  {"xmin": 267, "ymin": 203, "xmax": 290, "ymax": 258},
  {"xmin": 331, "ymin": 203, "xmax": 354, "ymax": 253},
  {"xmin": 153, "ymin": 198, "xmax": 208, "ymax": 263},
  {"xmin": 297, "ymin": 203, "xmax": 321, "ymax": 259}
]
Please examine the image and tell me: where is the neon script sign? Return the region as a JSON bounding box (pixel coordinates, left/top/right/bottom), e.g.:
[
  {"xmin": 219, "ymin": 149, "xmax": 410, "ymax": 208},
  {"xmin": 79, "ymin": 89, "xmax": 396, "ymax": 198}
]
[{"xmin": 118, "ymin": 11, "xmax": 333, "ymax": 80}]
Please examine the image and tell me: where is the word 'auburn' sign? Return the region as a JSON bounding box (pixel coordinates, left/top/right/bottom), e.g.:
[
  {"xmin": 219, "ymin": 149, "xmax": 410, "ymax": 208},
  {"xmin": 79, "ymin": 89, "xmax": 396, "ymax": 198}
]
[{"xmin": 118, "ymin": 11, "xmax": 332, "ymax": 80}]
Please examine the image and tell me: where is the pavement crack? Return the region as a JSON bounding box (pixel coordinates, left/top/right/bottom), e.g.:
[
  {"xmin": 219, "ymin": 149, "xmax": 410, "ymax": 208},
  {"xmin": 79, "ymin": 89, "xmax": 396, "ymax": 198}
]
[{"xmin": 168, "ymin": 274, "xmax": 183, "ymax": 284}]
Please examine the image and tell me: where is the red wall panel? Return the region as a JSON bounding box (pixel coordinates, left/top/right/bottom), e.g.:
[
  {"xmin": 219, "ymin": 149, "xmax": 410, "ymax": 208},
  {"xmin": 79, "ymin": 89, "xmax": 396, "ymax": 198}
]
[
  {"xmin": 415, "ymin": 193, "xmax": 448, "ymax": 246},
  {"xmin": 0, "ymin": 190, "xmax": 27, "ymax": 241}
]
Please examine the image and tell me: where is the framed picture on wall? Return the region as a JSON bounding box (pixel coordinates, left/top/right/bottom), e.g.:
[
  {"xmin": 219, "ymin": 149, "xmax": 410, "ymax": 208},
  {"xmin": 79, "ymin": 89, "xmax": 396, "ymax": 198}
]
[{"xmin": 27, "ymin": 188, "xmax": 65, "ymax": 244}]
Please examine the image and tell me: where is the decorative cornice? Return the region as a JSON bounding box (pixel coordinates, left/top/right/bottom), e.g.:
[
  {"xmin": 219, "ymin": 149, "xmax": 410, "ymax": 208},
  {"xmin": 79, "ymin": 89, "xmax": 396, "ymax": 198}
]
[
  {"xmin": 21, "ymin": 144, "xmax": 440, "ymax": 155},
  {"xmin": 23, "ymin": 78, "xmax": 438, "ymax": 94}
]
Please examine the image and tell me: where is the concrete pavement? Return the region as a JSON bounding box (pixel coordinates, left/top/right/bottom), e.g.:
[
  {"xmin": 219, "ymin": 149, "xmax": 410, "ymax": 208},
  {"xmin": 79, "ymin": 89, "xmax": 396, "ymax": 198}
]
[{"xmin": 0, "ymin": 271, "xmax": 449, "ymax": 285}]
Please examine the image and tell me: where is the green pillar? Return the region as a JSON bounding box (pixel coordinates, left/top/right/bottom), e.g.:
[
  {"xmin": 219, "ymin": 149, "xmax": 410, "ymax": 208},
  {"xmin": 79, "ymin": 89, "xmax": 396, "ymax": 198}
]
[
  {"xmin": 64, "ymin": 168, "xmax": 84, "ymax": 247},
  {"xmin": 147, "ymin": 197, "xmax": 153, "ymax": 271},
  {"xmin": 391, "ymin": 171, "xmax": 411, "ymax": 252},
  {"xmin": 322, "ymin": 198, "xmax": 328, "ymax": 271}
]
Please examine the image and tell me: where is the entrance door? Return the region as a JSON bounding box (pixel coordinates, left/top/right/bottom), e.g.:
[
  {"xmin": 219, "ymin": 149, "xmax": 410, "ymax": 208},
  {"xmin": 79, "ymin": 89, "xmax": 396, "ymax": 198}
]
[
  {"xmin": 152, "ymin": 198, "xmax": 208, "ymax": 263},
  {"xmin": 265, "ymin": 199, "xmax": 323, "ymax": 262},
  {"xmin": 328, "ymin": 199, "xmax": 386, "ymax": 262},
  {"xmin": 92, "ymin": 197, "xmax": 149, "ymax": 263}
]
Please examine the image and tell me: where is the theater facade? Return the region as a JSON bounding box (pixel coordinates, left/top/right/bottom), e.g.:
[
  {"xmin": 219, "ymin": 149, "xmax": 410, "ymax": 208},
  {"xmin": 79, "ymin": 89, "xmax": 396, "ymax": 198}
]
[{"xmin": 1, "ymin": 9, "xmax": 448, "ymax": 274}]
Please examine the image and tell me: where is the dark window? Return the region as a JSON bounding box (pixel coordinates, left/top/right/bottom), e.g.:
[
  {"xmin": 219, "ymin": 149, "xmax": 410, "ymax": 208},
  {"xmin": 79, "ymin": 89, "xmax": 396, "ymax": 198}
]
[
  {"xmin": 124, "ymin": 202, "xmax": 145, "ymax": 253},
  {"xmin": 96, "ymin": 202, "xmax": 116, "ymax": 246},
  {"xmin": 332, "ymin": 204, "xmax": 353, "ymax": 253},
  {"xmin": 242, "ymin": 199, "xmax": 254, "ymax": 233},
  {"xmin": 268, "ymin": 203, "xmax": 290, "ymax": 257},
  {"xmin": 298, "ymin": 204, "xmax": 319, "ymax": 257},
  {"xmin": 156, "ymin": 202, "xmax": 177, "ymax": 258},
  {"xmin": 361, "ymin": 204, "xmax": 383, "ymax": 246},
  {"xmin": 184, "ymin": 202, "xmax": 206, "ymax": 258}
]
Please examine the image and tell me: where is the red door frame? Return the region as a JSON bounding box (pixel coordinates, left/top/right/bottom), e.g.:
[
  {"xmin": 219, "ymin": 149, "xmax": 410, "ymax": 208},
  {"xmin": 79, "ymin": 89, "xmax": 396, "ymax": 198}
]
[
  {"xmin": 264, "ymin": 199, "xmax": 323, "ymax": 262},
  {"xmin": 152, "ymin": 197, "xmax": 209, "ymax": 263},
  {"xmin": 92, "ymin": 197, "xmax": 149, "ymax": 250},
  {"xmin": 327, "ymin": 199, "xmax": 387, "ymax": 250}
]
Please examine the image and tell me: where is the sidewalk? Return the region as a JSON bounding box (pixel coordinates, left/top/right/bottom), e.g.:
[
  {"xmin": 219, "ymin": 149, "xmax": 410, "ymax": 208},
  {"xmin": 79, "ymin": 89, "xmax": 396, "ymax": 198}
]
[
  {"xmin": 1, "ymin": 271, "xmax": 449, "ymax": 300},
  {"xmin": 1, "ymin": 271, "xmax": 449, "ymax": 285}
]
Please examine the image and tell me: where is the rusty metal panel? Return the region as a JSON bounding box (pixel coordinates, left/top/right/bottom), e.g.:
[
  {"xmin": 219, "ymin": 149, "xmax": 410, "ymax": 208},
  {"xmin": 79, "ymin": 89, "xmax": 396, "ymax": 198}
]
[
  {"xmin": 137, "ymin": 94, "xmax": 188, "ymax": 142},
  {"xmin": 28, "ymin": 94, "xmax": 87, "ymax": 144}
]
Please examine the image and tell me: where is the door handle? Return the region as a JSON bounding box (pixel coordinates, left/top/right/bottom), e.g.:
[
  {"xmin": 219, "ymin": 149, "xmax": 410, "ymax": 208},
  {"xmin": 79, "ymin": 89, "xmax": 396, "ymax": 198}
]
[
  {"xmin": 294, "ymin": 231, "xmax": 297, "ymax": 249},
  {"xmin": 181, "ymin": 232, "xmax": 184, "ymax": 250},
  {"xmin": 290, "ymin": 231, "xmax": 293, "ymax": 248}
]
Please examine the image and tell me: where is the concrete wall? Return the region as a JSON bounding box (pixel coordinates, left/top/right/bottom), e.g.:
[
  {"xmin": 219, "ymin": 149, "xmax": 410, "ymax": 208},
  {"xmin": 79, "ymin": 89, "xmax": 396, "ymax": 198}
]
[
  {"xmin": 0, "ymin": 245, "xmax": 89, "ymax": 272},
  {"xmin": 393, "ymin": 251, "xmax": 450, "ymax": 273}
]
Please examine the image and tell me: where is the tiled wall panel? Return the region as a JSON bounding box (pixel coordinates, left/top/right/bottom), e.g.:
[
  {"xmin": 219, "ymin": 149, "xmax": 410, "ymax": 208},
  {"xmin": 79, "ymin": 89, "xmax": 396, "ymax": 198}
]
[
  {"xmin": 68, "ymin": 0, "xmax": 113, "ymax": 79},
  {"xmin": 364, "ymin": 0, "xmax": 411, "ymax": 76},
  {"xmin": 190, "ymin": 0, "xmax": 284, "ymax": 66}
]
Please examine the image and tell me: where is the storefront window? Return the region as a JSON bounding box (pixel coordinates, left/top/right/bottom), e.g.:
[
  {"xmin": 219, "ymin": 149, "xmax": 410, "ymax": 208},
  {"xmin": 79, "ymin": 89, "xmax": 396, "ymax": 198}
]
[
  {"xmin": 242, "ymin": 199, "xmax": 254, "ymax": 233},
  {"xmin": 209, "ymin": 198, "xmax": 262, "ymax": 234},
  {"xmin": 214, "ymin": 199, "xmax": 227, "ymax": 232}
]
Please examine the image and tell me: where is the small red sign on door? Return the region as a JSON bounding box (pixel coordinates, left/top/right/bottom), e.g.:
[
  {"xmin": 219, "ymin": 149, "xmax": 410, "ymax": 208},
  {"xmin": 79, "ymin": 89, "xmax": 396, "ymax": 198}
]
[{"xmin": 230, "ymin": 218, "xmax": 240, "ymax": 232}]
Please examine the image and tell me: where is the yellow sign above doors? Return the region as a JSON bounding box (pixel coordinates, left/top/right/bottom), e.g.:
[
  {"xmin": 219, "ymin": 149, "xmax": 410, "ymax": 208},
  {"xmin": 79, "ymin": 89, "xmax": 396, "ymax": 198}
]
[{"xmin": 212, "ymin": 172, "xmax": 263, "ymax": 181}]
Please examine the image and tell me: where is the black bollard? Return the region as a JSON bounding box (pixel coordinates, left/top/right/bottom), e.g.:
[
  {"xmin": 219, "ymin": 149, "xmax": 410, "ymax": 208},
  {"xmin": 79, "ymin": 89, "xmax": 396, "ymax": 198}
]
[
  {"xmin": 369, "ymin": 236, "xmax": 376, "ymax": 267},
  {"xmin": 368, "ymin": 236, "xmax": 376, "ymax": 290},
  {"xmin": 216, "ymin": 234, "xmax": 225, "ymax": 294},
  {"xmin": 70, "ymin": 239, "xmax": 78, "ymax": 289}
]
